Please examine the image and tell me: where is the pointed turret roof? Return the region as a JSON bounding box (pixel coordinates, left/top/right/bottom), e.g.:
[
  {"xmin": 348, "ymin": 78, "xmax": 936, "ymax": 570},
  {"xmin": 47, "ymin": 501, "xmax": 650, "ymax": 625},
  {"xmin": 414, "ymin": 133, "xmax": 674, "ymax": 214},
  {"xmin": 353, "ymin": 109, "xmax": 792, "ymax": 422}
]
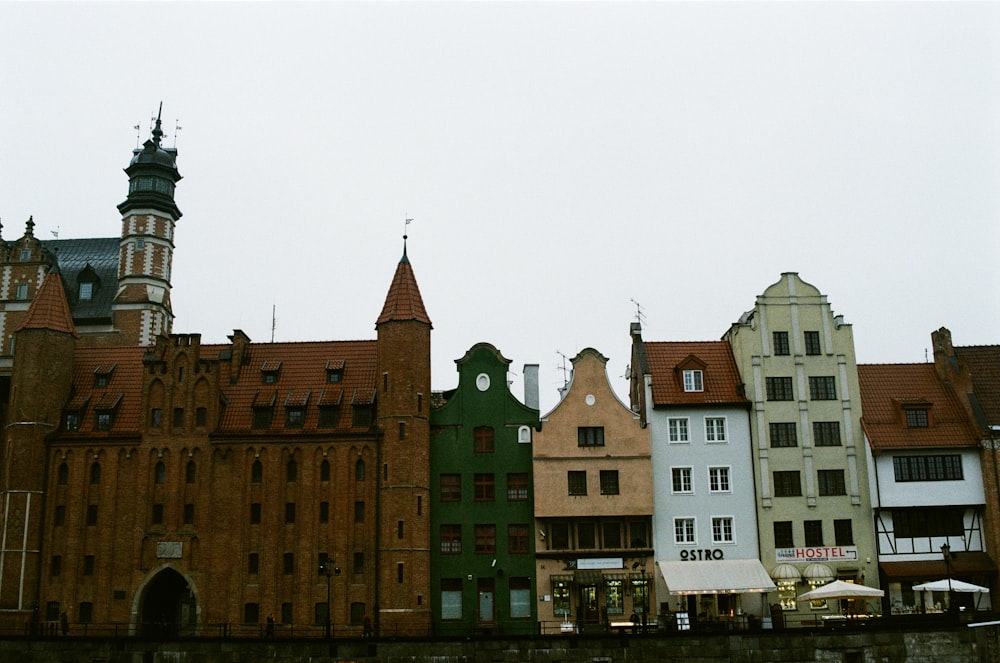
[
  {"xmin": 376, "ymin": 242, "xmax": 431, "ymax": 327},
  {"xmin": 15, "ymin": 271, "xmax": 78, "ymax": 337}
]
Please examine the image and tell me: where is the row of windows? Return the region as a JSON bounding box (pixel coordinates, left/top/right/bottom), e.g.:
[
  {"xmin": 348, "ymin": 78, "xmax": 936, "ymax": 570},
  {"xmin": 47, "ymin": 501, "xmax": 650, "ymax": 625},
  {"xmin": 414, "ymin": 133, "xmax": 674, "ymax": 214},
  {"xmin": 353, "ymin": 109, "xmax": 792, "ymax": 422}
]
[
  {"xmin": 541, "ymin": 520, "xmax": 649, "ymax": 550},
  {"xmin": 891, "ymin": 507, "xmax": 964, "ymax": 539},
  {"xmin": 773, "ymin": 519, "xmax": 855, "ymax": 548},
  {"xmin": 670, "ymin": 466, "xmax": 731, "ymax": 494},
  {"xmin": 439, "ymin": 473, "xmax": 528, "ymax": 502},
  {"xmin": 58, "ymin": 458, "xmax": 365, "ymax": 486},
  {"xmin": 252, "ymin": 404, "xmax": 372, "ymax": 430},
  {"xmin": 892, "ymin": 455, "xmax": 963, "ymax": 482},
  {"xmin": 567, "ymin": 470, "xmax": 619, "ymax": 496},
  {"xmin": 769, "ymin": 421, "xmax": 842, "ymax": 447},
  {"xmin": 666, "ymin": 417, "xmax": 728, "ymax": 444},
  {"xmin": 244, "ymin": 600, "xmax": 369, "ymax": 627},
  {"xmin": 772, "ymin": 469, "xmax": 847, "ymax": 497},
  {"xmin": 764, "ymin": 376, "xmax": 837, "ymax": 401},
  {"xmin": 772, "ymin": 330, "xmax": 823, "ymax": 357},
  {"xmin": 439, "ymin": 524, "xmax": 530, "ymax": 555},
  {"xmin": 441, "ymin": 577, "xmax": 532, "ymax": 620},
  {"xmin": 250, "ymin": 501, "xmax": 359, "ymax": 525},
  {"xmin": 672, "ymin": 516, "xmax": 736, "ymax": 544}
]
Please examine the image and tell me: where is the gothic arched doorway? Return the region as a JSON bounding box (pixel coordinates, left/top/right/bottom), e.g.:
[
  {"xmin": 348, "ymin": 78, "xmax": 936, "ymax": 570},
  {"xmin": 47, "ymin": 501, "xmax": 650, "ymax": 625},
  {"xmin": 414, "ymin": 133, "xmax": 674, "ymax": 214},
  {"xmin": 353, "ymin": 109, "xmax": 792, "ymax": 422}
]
[{"xmin": 138, "ymin": 568, "xmax": 197, "ymax": 638}]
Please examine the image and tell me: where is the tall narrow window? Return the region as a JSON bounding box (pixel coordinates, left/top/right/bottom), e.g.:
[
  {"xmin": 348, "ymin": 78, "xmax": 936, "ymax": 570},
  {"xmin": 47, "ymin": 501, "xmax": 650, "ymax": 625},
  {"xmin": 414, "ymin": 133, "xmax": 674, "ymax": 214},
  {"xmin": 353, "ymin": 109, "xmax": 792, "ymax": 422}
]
[
  {"xmin": 804, "ymin": 331, "xmax": 821, "ymax": 355},
  {"xmin": 773, "ymin": 331, "xmax": 790, "ymax": 356},
  {"xmin": 320, "ymin": 459, "xmax": 330, "ymax": 481},
  {"xmin": 567, "ymin": 471, "xmax": 587, "ymax": 496},
  {"xmin": 473, "ymin": 426, "xmax": 495, "ymax": 453}
]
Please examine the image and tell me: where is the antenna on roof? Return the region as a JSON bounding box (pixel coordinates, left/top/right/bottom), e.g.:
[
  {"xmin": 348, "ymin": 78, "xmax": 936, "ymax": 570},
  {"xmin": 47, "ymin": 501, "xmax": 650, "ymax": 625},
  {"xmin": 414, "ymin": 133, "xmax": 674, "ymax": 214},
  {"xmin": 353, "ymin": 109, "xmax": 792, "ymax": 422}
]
[
  {"xmin": 556, "ymin": 350, "xmax": 570, "ymax": 390},
  {"xmin": 51, "ymin": 226, "xmax": 59, "ymax": 239},
  {"xmin": 629, "ymin": 298, "xmax": 647, "ymax": 326},
  {"xmin": 271, "ymin": 304, "xmax": 277, "ymax": 343},
  {"xmin": 134, "ymin": 124, "xmax": 141, "ymax": 148}
]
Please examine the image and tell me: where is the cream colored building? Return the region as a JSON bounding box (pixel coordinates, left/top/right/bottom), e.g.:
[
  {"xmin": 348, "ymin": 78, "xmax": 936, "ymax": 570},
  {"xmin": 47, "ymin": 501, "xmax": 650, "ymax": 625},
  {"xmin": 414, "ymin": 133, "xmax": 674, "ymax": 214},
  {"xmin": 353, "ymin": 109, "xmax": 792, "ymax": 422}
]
[
  {"xmin": 533, "ymin": 348, "xmax": 654, "ymax": 633},
  {"xmin": 723, "ymin": 273, "xmax": 879, "ymax": 627}
]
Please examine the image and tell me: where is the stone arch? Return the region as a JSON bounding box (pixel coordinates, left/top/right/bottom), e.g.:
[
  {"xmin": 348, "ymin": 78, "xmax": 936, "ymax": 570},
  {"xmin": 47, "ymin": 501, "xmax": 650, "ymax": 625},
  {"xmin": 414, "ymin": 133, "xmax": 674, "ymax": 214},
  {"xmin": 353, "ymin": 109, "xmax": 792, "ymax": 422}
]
[{"xmin": 133, "ymin": 565, "xmax": 199, "ymax": 637}]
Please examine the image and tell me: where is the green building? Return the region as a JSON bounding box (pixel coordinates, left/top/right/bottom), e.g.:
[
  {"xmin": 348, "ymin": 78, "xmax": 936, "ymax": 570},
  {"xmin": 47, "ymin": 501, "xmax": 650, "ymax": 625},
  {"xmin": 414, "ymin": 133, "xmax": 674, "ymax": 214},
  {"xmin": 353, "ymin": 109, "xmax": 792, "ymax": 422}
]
[{"xmin": 430, "ymin": 343, "xmax": 540, "ymax": 636}]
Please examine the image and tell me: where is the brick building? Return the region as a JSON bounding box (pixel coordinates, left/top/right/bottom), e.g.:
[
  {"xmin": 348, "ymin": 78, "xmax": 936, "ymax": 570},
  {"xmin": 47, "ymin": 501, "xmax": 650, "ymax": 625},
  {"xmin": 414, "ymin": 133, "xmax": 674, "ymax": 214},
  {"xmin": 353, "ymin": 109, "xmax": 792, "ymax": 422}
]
[{"xmin": 0, "ymin": 113, "xmax": 432, "ymax": 636}]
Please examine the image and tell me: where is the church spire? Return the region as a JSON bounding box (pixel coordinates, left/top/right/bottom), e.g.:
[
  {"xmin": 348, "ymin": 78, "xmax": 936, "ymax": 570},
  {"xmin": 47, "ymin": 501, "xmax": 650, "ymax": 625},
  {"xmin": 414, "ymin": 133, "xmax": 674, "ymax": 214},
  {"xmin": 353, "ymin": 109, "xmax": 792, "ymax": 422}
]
[{"xmin": 376, "ymin": 236, "xmax": 431, "ymax": 327}]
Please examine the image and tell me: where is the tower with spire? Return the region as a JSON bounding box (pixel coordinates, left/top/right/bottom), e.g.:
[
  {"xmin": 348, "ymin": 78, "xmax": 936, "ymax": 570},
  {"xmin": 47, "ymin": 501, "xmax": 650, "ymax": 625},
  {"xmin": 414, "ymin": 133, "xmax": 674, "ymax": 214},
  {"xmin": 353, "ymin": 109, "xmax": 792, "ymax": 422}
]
[{"xmin": 113, "ymin": 103, "xmax": 182, "ymax": 346}]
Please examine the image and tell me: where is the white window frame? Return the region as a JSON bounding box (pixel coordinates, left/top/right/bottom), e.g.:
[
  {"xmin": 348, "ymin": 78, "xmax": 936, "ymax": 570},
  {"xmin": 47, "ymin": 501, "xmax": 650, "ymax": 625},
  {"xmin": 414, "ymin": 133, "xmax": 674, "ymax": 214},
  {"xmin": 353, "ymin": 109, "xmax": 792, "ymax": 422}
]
[
  {"xmin": 705, "ymin": 416, "xmax": 727, "ymax": 443},
  {"xmin": 708, "ymin": 466, "xmax": 731, "ymax": 493},
  {"xmin": 673, "ymin": 517, "xmax": 697, "ymax": 545},
  {"xmin": 711, "ymin": 516, "xmax": 735, "ymax": 544},
  {"xmin": 682, "ymin": 369, "xmax": 703, "ymax": 392},
  {"xmin": 671, "ymin": 466, "xmax": 693, "ymax": 494},
  {"xmin": 667, "ymin": 417, "xmax": 690, "ymax": 443}
]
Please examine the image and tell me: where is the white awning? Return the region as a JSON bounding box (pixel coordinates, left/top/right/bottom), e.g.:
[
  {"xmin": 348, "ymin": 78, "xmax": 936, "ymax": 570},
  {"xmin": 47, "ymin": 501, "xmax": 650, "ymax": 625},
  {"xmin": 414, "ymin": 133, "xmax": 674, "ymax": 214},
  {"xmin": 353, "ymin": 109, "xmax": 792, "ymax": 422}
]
[{"xmin": 657, "ymin": 559, "xmax": 777, "ymax": 595}]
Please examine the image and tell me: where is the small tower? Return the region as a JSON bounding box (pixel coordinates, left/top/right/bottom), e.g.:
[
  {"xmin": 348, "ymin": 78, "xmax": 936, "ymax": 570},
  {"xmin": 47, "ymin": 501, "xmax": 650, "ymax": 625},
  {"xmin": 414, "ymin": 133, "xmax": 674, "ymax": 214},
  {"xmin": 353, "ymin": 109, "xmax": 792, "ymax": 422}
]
[
  {"xmin": 374, "ymin": 237, "xmax": 432, "ymax": 635},
  {"xmin": 113, "ymin": 103, "xmax": 182, "ymax": 346}
]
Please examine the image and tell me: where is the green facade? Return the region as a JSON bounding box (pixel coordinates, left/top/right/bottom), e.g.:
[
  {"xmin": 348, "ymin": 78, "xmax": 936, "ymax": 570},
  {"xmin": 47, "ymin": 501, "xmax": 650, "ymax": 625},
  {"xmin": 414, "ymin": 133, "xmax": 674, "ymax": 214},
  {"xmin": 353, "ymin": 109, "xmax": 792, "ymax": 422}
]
[{"xmin": 430, "ymin": 343, "xmax": 540, "ymax": 636}]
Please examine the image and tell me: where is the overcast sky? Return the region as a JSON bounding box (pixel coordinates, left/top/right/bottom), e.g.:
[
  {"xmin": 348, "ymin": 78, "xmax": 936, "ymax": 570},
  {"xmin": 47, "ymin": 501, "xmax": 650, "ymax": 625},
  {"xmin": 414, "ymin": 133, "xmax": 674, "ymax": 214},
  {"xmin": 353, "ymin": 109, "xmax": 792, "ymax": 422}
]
[{"xmin": 1, "ymin": 2, "xmax": 997, "ymax": 413}]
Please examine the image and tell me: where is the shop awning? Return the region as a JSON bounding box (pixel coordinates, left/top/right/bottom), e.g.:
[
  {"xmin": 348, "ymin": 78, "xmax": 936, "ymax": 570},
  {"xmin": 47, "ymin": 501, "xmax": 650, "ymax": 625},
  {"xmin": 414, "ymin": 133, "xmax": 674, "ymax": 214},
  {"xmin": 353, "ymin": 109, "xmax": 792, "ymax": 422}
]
[
  {"xmin": 803, "ymin": 563, "xmax": 835, "ymax": 581},
  {"xmin": 880, "ymin": 552, "xmax": 997, "ymax": 579},
  {"xmin": 657, "ymin": 559, "xmax": 777, "ymax": 595},
  {"xmin": 770, "ymin": 563, "xmax": 802, "ymax": 581}
]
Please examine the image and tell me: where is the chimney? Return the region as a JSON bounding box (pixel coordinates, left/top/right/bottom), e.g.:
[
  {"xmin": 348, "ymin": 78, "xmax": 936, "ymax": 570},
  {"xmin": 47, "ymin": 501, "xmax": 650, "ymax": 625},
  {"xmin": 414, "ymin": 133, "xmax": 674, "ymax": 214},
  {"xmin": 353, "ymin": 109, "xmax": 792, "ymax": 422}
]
[{"xmin": 523, "ymin": 364, "xmax": 540, "ymax": 410}]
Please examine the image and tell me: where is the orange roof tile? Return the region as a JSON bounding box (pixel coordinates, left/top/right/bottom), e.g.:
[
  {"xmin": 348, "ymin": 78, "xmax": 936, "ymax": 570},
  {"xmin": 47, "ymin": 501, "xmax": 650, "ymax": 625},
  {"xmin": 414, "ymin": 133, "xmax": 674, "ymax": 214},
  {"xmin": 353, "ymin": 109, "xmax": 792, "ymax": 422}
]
[
  {"xmin": 376, "ymin": 254, "xmax": 431, "ymax": 326},
  {"xmin": 67, "ymin": 347, "xmax": 148, "ymax": 436},
  {"xmin": 955, "ymin": 345, "xmax": 1000, "ymax": 426},
  {"xmin": 858, "ymin": 363, "xmax": 979, "ymax": 451},
  {"xmin": 644, "ymin": 341, "xmax": 748, "ymax": 407},
  {"xmin": 16, "ymin": 272, "xmax": 77, "ymax": 336}
]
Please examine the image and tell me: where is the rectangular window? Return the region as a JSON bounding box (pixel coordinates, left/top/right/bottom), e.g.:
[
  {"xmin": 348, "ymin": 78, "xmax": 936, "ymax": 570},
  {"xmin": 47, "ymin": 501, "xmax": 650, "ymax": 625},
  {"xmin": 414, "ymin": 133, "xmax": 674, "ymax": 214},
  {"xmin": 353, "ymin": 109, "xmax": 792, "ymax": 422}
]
[
  {"xmin": 804, "ymin": 520, "xmax": 824, "ymax": 547},
  {"xmin": 196, "ymin": 407, "xmax": 207, "ymax": 427},
  {"xmin": 804, "ymin": 331, "xmax": 821, "ymax": 355},
  {"xmin": 150, "ymin": 408, "xmax": 162, "ymax": 428},
  {"xmin": 578, "ymin": 427, "xmax": 605, "ymax": 447},
  {"xmin": 285, "ymin": 407, "xmax": 305, "ymax": 428},
  {"xmin": 440, "ymin": 473, "xmax": 462, "ymax": 502},
  {"xmin": 354, "ymin": 501, "xmax": 364, "ymax": 523},
  {"xmin": 765, "ymin": 377, "xmax": 794, "ymax": 401},
  {"xmin": 473, "ymin": 473, "xmax": 495, "ymax": 501},
  {"xmin": 285, "ymin": 503, "xmax": 296, "ymax": 524},
  {"xmin": 508, "ymin": 524, "xmax": 529, "ymax": 554},
  {"xmin": 506, "ymin": 473, "xmax": 529, "ymax": 501},
  {"xmin": 773, "ymin": 331, "xmax": 790, "ymax": 356},
  {"xmin": 905, "ymin": 408, "xmax": 930, "ymax": 428},
  {"xmin": 817, "ymin": 469, "xmax": 846, "ymax": 496},
  {"xmin": 683, "ymin": 369, "xmax": 704, "ymax": 392},
  {"xmin": 250, "ymin": 503, "xmax": 261, "ymax": 524},
  {"xmin": 509, "ymin": 577, "xmax": 532, "ymax": 619},
  {"xmin": 602, "ymin": 522, "xmax": 622, "ymax": 548},
  {"xmin": 152, "ymin": 504, "xmax": 164, "ymax": 525},
  {"xmin": 773, "ymin": 521, "xmax": 794, "ymax": 548},
  {"xmin": 834, "ymin": 519, "xmax": 854, "ymax": 546},
  {"xmin": 78, "ymin": 602, "xmax": 93, "ymax": 624},
  {"xmin": 319, "ymin": 501, "xmax": 329, "ymax": 524},
  {"xmin": 711, "ymin": 517, "xmax": 734, "ymax": 544},
  {"xmin": 51, "ymin": 555, "xmax": 62, "ymax": 577},
  {"xmin": 577, "ymin": 522, "xmax": 596, "ymax": 549},
  {"xmin": 84, "ymin": 555, "xmax": 95, "ymax": 575},
  {"xmin": 317, "ymin": 406, "xmax": 338, "ymax": 428},
  {"xmin": 183, "ymin": 503, "xmax": 194, "ymax": 525},
  {"xmin": 628, "ymin": 520, "xmax": 648, "ymax": 548},
  {"xmin": 773, "ymin": 471, "xmax": 801, "ymax": 497},
  {"xmin": 354, "ymin": 552, "xmax": 364, "ymax": 574},
  {"xmin": 473, "ymin": 426, "xmax": 495, "ymax": 453},
  {"xmin": 550, "ymin": 522, "xmax": 570, "ymax": 549},
  {"xmin": 283, "ymin": 552, "xmax": 294, "ymax": 575},
  {"xmin": 248, "ymin": 553, "xmax": 259, "ymax": 575},
  {"xmin": 568, "ymin": 471, "xmax": 587, "ymax": 496},
  {"xmin": 808, "ymin": 376, "xmax": 837, "ymax": 400},
  {"xmin": 352, "ymin": 404, "xmax": 374, "ymax": 427},
  {"xmin": 769, "ymin": 422, "xmax": 797, "ymax": 447},
  {"xmin": 599, "ymin": 470, "xmax": 620, "ymax": 495},
  {"xmin": 892, "ymin": 455, "xmax": 964, "ymax": 482},
  {"xmin": 440, "ymin": 524, "xmax": 462, "ymax": 554},
  {"xmin": 95, "ymin": 412, "xmax": 112, "ymax": 431},
  {"xmin": 86, "ymin": 505, "xmax": 98, "ymax": 526},
  {"xmin": 705, "ymin": 417, "xmax": 727, "ymax": 442},
  {"xmin": 244, "ymin": 603, "xmax": 260, "ymax": 625},
  {"xmin": 173, "ymin": 407, "xmax": 184, "ymax": 428},
  {"xmin": 813, "ymin": 421, "xmax": 842, "ymax": 446},
  {"xmin": 65, "ymin": 412, "xmax": 81, "ymax": 431},
  {"xmin": 15, "ymin": 283, "xmax": 28, "ymax": 300},
  {"xmin": 474, "ymin": 524, "xmax": 496, "ymax": 554},
  {"xmin": 674, "ymin": 518, "xmax": 696, "ymax": 544},
  {"xmin": 668, "ymin": 417, "xmax": 689, "ymax": 443},
  {"xmin": 708, "ymin": 466, "xmax": 731, "ymax": 493},
  {"xmin": 441, "ymin": 578, "xmax": 463, "ymax": 620},
  {"xmin": 671, "ymin": 467, "xmax": 693, "ymax": 494},
  {"xmin": 893, "ymin": 507, "xmax": 965, "ymax": 539}
]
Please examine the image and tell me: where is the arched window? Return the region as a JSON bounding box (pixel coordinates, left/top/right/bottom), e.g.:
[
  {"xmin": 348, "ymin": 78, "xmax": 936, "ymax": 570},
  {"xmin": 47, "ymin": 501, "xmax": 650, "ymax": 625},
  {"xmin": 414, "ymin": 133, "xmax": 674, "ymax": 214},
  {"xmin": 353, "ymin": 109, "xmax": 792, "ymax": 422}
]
[
  {"xmin": 355, "ymin": 459, "xmax": 365, "ymax": 482},
  {"xmin": 58, "ymin": 463, "xmax": 69, "ymax": 485},
  {"xmin": 90, "ymin": 462, "xmax": 101, "ymax": 485},
  {"xmin": 186, "ymin": 460, "xmax": 196, "ymax": 484},
  {"xmin": 155, "ymin": 462, "xmax": 166, "ymax": 484},
  {"xmin": 320, "ymin": 459, "xmax": 330, "ymax": 482},
  {"xmin": 286, "ymin": 459, "xmax": 297, "ymax": 482}
]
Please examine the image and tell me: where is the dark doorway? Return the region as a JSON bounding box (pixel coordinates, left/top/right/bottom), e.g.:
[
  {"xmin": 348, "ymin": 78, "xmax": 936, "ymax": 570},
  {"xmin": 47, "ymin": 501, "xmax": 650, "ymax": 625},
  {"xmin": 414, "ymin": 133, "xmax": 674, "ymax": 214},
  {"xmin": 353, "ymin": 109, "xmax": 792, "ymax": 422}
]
[{"xmin": 139, "ymin": 568, "xmax": 196, "ymax": 637}]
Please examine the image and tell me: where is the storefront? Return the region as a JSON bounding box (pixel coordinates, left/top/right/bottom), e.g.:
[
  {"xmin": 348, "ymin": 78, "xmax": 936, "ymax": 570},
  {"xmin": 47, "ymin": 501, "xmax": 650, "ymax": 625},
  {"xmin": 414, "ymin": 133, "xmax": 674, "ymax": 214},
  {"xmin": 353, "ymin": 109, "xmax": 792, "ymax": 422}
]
[
  {"xmin": 656, "ymin": 559, "xmax": 776, "ymax": 630},
  {"xmin": 879, "ymin": 553, "xmax": 996, "ymax": 614}
]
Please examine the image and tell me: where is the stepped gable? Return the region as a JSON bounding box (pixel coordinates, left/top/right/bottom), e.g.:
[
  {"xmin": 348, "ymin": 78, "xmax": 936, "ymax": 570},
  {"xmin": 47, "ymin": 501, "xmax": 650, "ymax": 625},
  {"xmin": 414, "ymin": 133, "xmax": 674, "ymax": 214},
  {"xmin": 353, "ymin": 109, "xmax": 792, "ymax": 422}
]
[
  {"xmin": 64, "ymin": 347, "xmax": 148, "ymax": 435},
  {"xmin": 376, "ymin": 248, "xmax": 431, "ymax": 326},
  {"xmin": 15, "ymin": 270, "xmax": 77, "ymax": 336},
  {"xmin": 215, "ymin": 339, "xmax": 378, "ymax": 434},
  {"xmin": 858, "ymin": 363, "xmax": 980, "ymax": 451},
  {"xmin": 644, "ymin": 340, "xmax": 747, "ymax": 406}
]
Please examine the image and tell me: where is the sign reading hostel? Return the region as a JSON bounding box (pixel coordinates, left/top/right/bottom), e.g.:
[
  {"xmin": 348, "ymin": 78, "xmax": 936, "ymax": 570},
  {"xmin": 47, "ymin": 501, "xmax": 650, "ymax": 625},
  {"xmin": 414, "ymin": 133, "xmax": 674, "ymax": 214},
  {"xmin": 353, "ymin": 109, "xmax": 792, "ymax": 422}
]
[{"xmin": 775, "ymin": 546, "xmax": 857, "ymax": 563}]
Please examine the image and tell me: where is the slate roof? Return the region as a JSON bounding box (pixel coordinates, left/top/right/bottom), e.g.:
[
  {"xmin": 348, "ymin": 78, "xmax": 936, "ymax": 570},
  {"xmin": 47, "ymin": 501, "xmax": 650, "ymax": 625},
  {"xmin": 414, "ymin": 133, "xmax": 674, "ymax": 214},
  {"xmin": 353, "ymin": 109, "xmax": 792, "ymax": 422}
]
[
  {"xmin": 43, "ymin": 238, "xmax": 120, "ymax": 324},
  {"xmin": 954, "ymin": 345, "xmax": 1000, "ymax": 427},
  {"xmin": 858, "ymin": 363, "xmax": 979, "ymax": 451},
  {"xmin": 376, "ymin": 252, "xmax": 431, "ymax": 326},
  {"xmin": 644, "ymin": 341, "xmax": 748, "ymax": 407}
]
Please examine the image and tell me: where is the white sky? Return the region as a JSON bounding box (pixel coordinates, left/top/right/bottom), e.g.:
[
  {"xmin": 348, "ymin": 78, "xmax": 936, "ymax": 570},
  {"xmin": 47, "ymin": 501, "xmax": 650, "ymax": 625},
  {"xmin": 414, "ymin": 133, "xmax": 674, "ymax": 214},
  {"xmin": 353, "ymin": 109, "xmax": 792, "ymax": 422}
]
[{"xmin": 1, "ymin": 2, "xmax": 998, "ymax": 413}]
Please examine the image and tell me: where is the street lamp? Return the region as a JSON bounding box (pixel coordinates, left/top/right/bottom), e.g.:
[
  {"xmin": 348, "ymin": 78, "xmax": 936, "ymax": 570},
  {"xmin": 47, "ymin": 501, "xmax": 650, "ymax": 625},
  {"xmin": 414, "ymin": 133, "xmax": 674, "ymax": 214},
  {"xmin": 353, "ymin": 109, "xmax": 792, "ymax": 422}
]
[
  {"xmin": 320, "ymin": 555, "xmax": 341, "ymax": 638},
  {"xmin": 941, "ymin": 543, "xmax": 953, "ymax": 613}
]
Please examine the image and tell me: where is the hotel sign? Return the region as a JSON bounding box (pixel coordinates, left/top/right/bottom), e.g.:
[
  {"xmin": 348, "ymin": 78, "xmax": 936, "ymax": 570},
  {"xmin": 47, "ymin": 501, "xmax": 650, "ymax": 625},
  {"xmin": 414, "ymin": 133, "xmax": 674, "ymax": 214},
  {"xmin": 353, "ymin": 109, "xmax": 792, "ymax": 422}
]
[{"xmin": 775, "ymin": 546, "xmax": 857, "ymax": 563}]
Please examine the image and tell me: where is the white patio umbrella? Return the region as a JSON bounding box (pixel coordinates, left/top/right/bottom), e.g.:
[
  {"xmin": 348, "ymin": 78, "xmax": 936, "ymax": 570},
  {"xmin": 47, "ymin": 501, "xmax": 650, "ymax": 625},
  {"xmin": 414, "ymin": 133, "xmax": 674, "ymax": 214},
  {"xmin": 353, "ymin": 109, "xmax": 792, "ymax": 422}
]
[
  {"xmin": 797, "ymin": 580, "xmax": 885, "ymax": 601},
  {"xmin": 911, "ymin": 579, "xmax": 989, "ymax": 593}
]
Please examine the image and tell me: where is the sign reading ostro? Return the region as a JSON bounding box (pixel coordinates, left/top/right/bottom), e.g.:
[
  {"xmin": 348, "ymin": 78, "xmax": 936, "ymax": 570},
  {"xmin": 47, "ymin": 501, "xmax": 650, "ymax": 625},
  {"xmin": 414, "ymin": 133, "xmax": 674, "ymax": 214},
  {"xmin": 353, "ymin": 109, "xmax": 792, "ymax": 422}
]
[{"xmin": 775, "ymin": 546, "xmax": 858, "ymax": 563}]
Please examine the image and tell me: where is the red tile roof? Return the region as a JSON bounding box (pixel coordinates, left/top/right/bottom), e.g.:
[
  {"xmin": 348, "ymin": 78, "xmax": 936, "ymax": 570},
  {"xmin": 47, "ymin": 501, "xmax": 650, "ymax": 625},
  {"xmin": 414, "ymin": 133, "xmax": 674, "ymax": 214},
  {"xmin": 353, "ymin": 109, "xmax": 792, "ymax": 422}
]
[
  {"xmin": 376, "ymin": 255, "xmax": 431, "ymax": 326},
  {"xmin": 858, "ymin": 363, "xmax": 979, "ymax": 451},
  {"xmin": 16, "ymin": 272, "xmax": 77, "ymax": 336},
  {"xmin": 643, "ymin": 341, "xmax": 748, "ymax": 406},
  {"xmin": 67, "ymin": 347, "xmax": 148, "ymax": 436},
  {"xmin": 955, "ymin": 345, "xmax": 1000, "ymax": 427}
]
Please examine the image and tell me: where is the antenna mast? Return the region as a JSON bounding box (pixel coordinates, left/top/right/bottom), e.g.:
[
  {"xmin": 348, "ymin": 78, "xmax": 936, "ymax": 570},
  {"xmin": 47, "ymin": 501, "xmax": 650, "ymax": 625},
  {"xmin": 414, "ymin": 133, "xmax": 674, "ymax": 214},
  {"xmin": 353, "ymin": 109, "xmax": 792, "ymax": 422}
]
[
  {"xmin": 271, "ymin": 305, "xmax": 276, "ymax": 343},
  {"xmin": 556, "ymin": 350, "xmax": 571, "ymax": 390},
  {"xmin": 629, "ymin": 298, "xmax": 647, "ymax": 326}
]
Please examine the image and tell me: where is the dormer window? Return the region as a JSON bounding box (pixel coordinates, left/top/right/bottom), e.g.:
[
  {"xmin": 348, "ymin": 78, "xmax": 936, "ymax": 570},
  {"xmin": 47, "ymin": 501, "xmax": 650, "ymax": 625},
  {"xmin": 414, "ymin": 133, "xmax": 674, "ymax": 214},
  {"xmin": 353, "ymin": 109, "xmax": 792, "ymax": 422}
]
[
  {"xmin": 286, "ymin": 407, "xmax": 305, "ymax": 428},
  {"xmin": 326, "ymin": 360, "xmax": 345, "ymax": 384},
  {"xmin": 64, "ymin": 412, "xmax": 81, "ymax": 431},
  {"xmin": 683, "ymin": 369, "xmax": 704, "ymax": 392},
  {"xmin": 905, "ymin": 407, "xmax": 930, "ymax": 428},
  {"xmin": 261, "ymin": 360, "xmax": 282, "ymax": 385},
  {"xmin": 79, "ymin": 282, "xmax": 94, "ymax": 301},
  {"xmin": 95, "ymin": 411, "xmax": 113, "ymax": 431}
]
